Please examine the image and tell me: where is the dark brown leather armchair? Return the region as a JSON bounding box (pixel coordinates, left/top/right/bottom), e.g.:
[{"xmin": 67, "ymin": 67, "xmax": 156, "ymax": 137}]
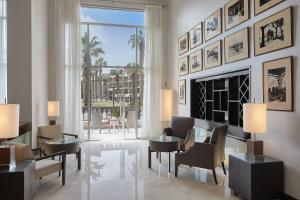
[
  {"xmin": 163, "ymin": 116, "xmax": 195, "ymax": 151},
  {"xmin": 175, "ymin": 125, "xmax": 228, "ymax": 185}
]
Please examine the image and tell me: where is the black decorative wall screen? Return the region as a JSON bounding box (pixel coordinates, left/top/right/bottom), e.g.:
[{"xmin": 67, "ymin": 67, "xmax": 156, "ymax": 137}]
[{"xmin": 191, "ymin": 69, "xmax": 250, "ymax": 140}]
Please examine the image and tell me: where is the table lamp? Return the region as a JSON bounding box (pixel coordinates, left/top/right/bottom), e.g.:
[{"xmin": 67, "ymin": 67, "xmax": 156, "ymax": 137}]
[
  {"xmin": 243, "ymin": 103, "xmax": 267, "ymax": 156},
  {"xmin": 160, "ymin": 89, "xmax": 173, "ymax": 129},
  {"xmin": 48, "ymin": 101, "xmax": 60, "ymax": 125},
  {"xmin": 0, "ymin": 104, "xmax": 20, "ymax": 166}
]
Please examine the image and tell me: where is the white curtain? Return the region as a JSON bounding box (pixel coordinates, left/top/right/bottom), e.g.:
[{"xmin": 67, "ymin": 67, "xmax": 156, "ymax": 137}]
[
  {"xmin": 0, "ymin": 0, "xmax": 6, "ymax": 103},
  {"xmin": 142, "ymin": 5, "xmax": 163, "ymax": 138},
  {"xmin": 49, "ymin": 0, "xmax": 82, "ymax": 140}
]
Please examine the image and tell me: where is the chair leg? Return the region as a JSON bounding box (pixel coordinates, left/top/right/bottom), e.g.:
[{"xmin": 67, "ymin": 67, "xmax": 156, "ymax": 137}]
[
  {"xmin": 175, "ymin": 163, "xmax": 179, "ymax": 177},
  {"xmin": 78, "ymin": 148, "xmax": 81, "ymax": 170},
  {"xmin": 212, "ymin": 169, "xmax": 218, "ymax": 185},
  {"xmin": 222, "ymin": 162, "xmax": 226, "ymax": 175},
  {"xmin": 62, "ymin": 153, "xmax": 66, "ymax": 185}
]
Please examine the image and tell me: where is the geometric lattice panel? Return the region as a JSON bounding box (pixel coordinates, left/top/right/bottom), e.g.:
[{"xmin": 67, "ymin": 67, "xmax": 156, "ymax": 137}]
[
  {"xmin": 199, "ymin": 82, "xmax": 206, "ymax": 119},
  {"xmin": 239, "ymin": 74, "xmax": 250, "ymax": 126}
]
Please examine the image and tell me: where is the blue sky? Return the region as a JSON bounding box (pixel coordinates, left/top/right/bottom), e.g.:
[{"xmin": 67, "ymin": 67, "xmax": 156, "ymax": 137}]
[{"xmin": 80, "ymin": 7, "xmax": 144, "ymax": 69}]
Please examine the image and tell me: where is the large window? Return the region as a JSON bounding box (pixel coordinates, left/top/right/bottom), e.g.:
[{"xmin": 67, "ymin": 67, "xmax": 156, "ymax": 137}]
[
  {"xmin": 0, "ymin": 0, "xmax": 7, "ymax": 103},
  {"xmin": 80, "ymin": 7, "xmax": 145, "ymax": 140}
]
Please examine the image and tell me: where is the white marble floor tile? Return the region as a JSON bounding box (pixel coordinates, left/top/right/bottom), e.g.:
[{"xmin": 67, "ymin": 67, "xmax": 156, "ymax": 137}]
[{"xmin": 34, "ymin": 140, "xmax": 239, "ymax": 200}]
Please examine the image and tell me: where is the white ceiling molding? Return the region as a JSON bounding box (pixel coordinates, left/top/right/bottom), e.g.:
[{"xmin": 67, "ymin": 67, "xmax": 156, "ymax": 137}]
[{"xmin": 81, "ymin": 0, "xmax": 168, "ymax": 10}]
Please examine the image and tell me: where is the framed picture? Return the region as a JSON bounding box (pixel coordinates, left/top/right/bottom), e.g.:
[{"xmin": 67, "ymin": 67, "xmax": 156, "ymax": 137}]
[
  {"xmin": 204, "ymin": 8, "xmax": 222, "ymax": 42},
  {"xmin": 190, "ymin": 22, "xmax": 203, "ymax": 49},
  {"xmin": 178, "ymin": 33, "xmax": 189, "ymax": 55},
  {"xmin": 263, "ymin": 56, "xmax": 293, "ymax": 111},
  {"xmin": 178, "ymin": 56, "xmax": 189, "ymax": 76},
  {"xmin": 224, "ymin": 0, "xmax": 250, "ymax": 31},
  {"xmin": 178, "ymin": 80, "xmax": 186, "ymax": 105},
  {"xmin": 254, "ymin": 0, "xmax": 285, "ymax": 16},
  {"xmin": 189, "ymin": 49, "xmax": 203, "ymax": 73},
  {"xmin": 224, "ymin": 27, "xmax": 249, "ymax": 64},
  {"xmin": 204, "ymin": 40, "xmax": 222, "ymax": 69},
  {"xmin": 254, "ymin": 6, "xmax": 293, "ymax": 56}
]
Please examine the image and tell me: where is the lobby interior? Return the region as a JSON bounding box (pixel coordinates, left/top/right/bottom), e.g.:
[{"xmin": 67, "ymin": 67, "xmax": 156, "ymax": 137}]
[{"xmin": 0, "ymin": 0, "xmax": 300, "ymax": 200}]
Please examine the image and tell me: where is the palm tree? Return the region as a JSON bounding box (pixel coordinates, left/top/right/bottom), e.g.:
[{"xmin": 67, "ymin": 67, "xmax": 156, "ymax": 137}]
[
  {"xmin": 81, "ymin": 32, "xmax": 105, "ymax": 106},
  {"xmin": 125, "ymin": 63, "xmax": 137, "ymax": 105},
  {"xmin": 128, "ymin": 30, "xmax": 145, "ymax": 111},
  {"xmin": 128, "ymin": 30, "xmax": 145, "ymax": 68},
  {"xmin": 94, "ymin": 57, "xmax": 107, "ymax": 101}
]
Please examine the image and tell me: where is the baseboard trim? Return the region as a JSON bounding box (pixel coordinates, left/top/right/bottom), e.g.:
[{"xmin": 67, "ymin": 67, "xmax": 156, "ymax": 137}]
[{"xmin": 282, "ymin": 193, "xmax": 298, "ymax": 200}]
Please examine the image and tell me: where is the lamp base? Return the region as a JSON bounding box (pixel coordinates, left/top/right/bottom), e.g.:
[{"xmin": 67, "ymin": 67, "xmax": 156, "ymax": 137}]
[
  {"xmin": 247, "ymin": 139, "xmax": 263, "ymax": 156},
  {"xmin": 0, "ymin": 146, "xmax": 13, "ymax": 168},
  {"xmin": 50, "ymin": 120, "xmax": 56, "ymax": 125}
]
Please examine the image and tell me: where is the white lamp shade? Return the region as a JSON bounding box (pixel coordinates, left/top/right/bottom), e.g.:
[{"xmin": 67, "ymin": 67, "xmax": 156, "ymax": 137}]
[
  {"xmin": 48, "ymin": 101, "xmax": 60, "ymax": 117},
  {"xmin": 243, "ymin": 103, "xmax": 267, "ymax": 134},
  {"xmin": 160, "ymin": 89, "xmax": 173, "ymax": 121},
  {"xmin": 0, "ymin": 104, "xmax": 20, "ymax": 139}
]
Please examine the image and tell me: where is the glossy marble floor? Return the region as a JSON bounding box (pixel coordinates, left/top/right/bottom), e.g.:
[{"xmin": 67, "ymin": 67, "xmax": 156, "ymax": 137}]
[{"xmin": 35, "ymin": 140, "xmax": 240, "ymax": 200}]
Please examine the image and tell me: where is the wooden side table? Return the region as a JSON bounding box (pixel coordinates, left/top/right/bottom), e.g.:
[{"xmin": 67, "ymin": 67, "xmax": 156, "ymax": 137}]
[
  {"xmin": 229, "ymin": 153, "xmax": 283, "ymax": 200},
  {"xmin": 44, "ymin": 135, "xmax": 81, "ymax": 170},
  {"xmin": 0, "ymin": 160, "xmax": 36, "ymax": 200},
  {"xmin": 148, "ymin": 136, "xmax": 180, "ymax": 172}
]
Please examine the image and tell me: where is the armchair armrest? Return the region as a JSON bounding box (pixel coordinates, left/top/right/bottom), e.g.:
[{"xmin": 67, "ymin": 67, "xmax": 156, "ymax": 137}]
[
  {"xmin": 63, "ymin": 133, "xmax": 78, "ymax": 139},
  {"xmin": 37, "ymin": 135, "xmax": 52, "ymax": 140},
  {"xmin": 163, "ymin": 128, "xmax": 172, "ymax": 136},
  {"xmin": 175, "ymin": 142, "xmax": 215, "ymax": 169},
  {"xmin": 35, "ymin": 151, "xmax": 66, "ymax": 161}
]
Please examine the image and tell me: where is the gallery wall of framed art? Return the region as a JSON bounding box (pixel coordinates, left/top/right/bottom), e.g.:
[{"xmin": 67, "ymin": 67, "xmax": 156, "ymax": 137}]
[{"xmin": 176, "ymin": 0, "xmax": 294, "ymax": 112}]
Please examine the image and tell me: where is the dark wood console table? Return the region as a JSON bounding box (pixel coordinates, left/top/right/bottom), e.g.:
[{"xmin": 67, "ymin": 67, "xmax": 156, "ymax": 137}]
[
  {"xmin": 229, "ymin": 153, "xmax": 283, "ymax": 200},
  {"xmin": 0, "ymin": 160, "xmax": 36, "ymax": 200}
]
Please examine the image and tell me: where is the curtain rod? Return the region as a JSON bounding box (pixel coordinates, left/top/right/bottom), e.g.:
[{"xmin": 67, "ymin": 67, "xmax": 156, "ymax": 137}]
[{"xmin": 87, "ymin": 0, "xmax": 168, "ymax": 8}]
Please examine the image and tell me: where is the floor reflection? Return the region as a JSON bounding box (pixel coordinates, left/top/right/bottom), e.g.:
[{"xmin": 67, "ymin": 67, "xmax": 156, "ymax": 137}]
[{"xmin": 35, "ymin": 140, "xmax": 240, "ymax": 200}]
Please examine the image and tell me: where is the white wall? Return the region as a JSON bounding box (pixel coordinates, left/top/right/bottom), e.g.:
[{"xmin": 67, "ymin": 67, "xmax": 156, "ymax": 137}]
[
  {"xmin": 166, "ymin": 0, "xmax": 300, "ymax": 198},
  {"xmin": 7, "ymin": 0, "xmax": 48, "ymax": 147},
  {"xmin": 7, "ymin": 0, "xmax": 32, "ymax": 122},
  {"xmin": 31, "ymin": 0, "xmax": 49, "ymax": 147}
]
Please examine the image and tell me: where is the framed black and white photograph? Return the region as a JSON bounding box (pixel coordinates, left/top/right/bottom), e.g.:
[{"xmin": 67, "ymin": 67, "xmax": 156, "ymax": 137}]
[
  {"xmin": 224, "ymin": 0, "xmax": 250, "ymax": 31},
  {"xmin": 204, "ymin": 40, "xmax": 222, "ymax": 69},
  {"xmin": 263, "ymin": 56, "xmax": 293, "ymax": 111},
  {"xmin": 178, "ymin": 80, "xmax": 186, "ymax": 105},
  {"xmin": 254, "ymin": 6, "xmax": 293, "ymax": 56},
  {"xmin": 189, "ymin": 49, "xmax": 203, "ymax": 73},
  {"xmin": 178, "ymin": 56, "xmax": 189, "ymax": 76},
  {"xmin": 204, "ymin": 8, "xmax": 222, "ymax": 42},
  {"xmin": 224, "ymin": 27, "xmax": 249, "ymax": 64},
  {"xmin": 190, "ymin": 22, "xmax": 203, "ymax": 49},
  {"xmin": 178, "ymin": 33, "xmax": 189, "ymax": 55},
  {"xmin": 254, "ymin": 0, "xmax": 285, "ymax": 15}
]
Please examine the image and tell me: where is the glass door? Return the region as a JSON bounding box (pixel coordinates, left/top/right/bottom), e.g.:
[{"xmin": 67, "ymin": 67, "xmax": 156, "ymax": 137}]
[{"xmin": 80, "ymin": 8, "xmax": 145, "ymax": 141}]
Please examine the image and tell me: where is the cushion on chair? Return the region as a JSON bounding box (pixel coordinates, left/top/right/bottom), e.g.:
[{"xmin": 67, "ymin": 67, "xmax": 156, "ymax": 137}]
[
  {"xmin": 35, "ymin": 159, "xmax": 62, "ymax": 179},
  {"xmin": 14, "ymin": 143, "xmax": 34, "ymax": 163},
  {"xmin": 38, "ymin": 125, "xmax": 63, "ymax": 139}
]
